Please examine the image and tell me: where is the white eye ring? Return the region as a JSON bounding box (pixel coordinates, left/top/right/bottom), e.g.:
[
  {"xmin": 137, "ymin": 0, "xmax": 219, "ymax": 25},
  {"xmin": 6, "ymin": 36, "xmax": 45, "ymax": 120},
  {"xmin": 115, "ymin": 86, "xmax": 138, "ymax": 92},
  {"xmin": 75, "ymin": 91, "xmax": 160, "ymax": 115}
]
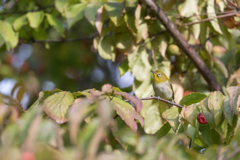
[{"xmin": 157, "ymin": 73, "xmax": 161, "ymax": 77}]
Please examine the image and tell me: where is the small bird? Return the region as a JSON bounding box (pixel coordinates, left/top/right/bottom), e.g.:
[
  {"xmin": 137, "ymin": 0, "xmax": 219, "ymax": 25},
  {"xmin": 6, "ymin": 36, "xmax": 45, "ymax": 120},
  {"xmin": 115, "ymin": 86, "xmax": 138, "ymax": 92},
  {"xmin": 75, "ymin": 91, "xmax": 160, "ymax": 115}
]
[{"xmin": 151, "ymin": 70, "xmax": 174, "ymax": 102}]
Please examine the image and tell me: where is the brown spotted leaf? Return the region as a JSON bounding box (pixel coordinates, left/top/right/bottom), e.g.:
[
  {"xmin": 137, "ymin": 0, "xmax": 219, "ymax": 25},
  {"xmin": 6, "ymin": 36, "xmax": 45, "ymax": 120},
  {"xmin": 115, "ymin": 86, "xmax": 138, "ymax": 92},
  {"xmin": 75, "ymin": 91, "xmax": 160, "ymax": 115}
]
[{"xmin": 114, "ymin": 90, "xmax": 142, "ymax": 112}]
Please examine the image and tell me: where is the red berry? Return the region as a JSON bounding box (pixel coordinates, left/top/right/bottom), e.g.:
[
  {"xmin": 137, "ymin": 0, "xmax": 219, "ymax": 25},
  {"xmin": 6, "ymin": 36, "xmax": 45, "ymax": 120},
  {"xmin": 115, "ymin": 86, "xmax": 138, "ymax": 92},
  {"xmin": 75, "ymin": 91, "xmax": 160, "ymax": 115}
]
[{"xmin": 197, "ymin": 113, "xmax": 208, "ymax": 124}]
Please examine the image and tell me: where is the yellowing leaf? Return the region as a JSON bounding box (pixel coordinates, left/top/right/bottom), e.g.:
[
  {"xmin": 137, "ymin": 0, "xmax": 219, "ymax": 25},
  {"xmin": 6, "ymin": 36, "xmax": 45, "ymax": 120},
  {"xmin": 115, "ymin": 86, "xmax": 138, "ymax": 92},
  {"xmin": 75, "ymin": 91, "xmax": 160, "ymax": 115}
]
[
  {"xmin": 207, "ymin": 0, "xmax": 223, "ymax": 34},
  {"xmin": 136, "ymin": 19, "xmax": 148, "ymax": 43},
  {"xmin": 27, "ymin": 11, "xmax": 44, "ymax": 28},
  {"xmin": 183, "ymin": 104, "xmax": 200, "ymax": 128},
  {"xmin": 207, "ymin": 91, "xmax": 224, "ymax": 126},
  {"xmin": 178, "ymin": 0, "xmax": 198, "ymax": 17},
  {"xmin": 144, "ymin": 103, "xmax": 163, "ymax": 134},
  {"xmin": 43, "ymin": 91, "xmax": 74, "ymax": 124},
  {"xmin": 13, "ymin": 15, "xmax": 28, "ymax": 31},
  {"xmin": 226, "ymin": 86, "xmax": 240, "ymax": 116},
  {"xmin": 162, "ymin": 107, "xmax": 179, "ymax": 132},
  {"xmin": 0, "ymin": 20, "xmax": 18, "ymax": 50}
]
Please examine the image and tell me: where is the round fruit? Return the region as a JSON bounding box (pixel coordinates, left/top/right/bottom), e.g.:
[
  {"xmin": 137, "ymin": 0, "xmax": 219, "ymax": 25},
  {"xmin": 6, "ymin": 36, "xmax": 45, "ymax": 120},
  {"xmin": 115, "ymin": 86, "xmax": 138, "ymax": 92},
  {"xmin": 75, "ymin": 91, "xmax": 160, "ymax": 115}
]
[{"xmin": 167, "ymin": 44, "xmax": 180, "ymax": 55}]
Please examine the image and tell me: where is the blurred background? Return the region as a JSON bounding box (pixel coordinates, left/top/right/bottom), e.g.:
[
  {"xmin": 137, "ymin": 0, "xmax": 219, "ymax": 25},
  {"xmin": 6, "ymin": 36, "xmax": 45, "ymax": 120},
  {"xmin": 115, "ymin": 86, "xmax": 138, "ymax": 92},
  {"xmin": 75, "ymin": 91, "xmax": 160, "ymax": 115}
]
[{"xmin": 0, "ymin": 17, "xmax": 134, "ymax": 110}]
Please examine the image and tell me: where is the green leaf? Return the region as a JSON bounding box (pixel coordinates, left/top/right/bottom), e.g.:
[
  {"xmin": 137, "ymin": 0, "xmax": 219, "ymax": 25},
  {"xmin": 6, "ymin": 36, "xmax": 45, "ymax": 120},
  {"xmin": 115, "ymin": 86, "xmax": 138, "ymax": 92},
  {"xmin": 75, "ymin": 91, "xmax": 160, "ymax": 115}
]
[
  {"xmin": 155, "ymin": 122, "xmax": 171, "ymax": 138},
  {"xmin": 144, "ymin": 103, "xmax": 163, "ymax": 134},
  {"xmin": 128, "ymin": 46, "xmax": 152, "ymax": 81},
  {"xmin": 0, "ymin": 20, "xmax": 18, "ymax": 49},
  {"xmin": 55, "ymin": 0, "xmax": 67, "ymax": 14},
  {"xmin": 32, "ymin": 28, "xmax": 48, "ymax": 40},
  {"xmin": 27, "ymin": 11, "xmax": 44, "ymax": 28},
  {"xmin": 183, "ymin": 104, "xmax": 200, "ymax": 128},
  {"xmin": 118, "ymin": 59, "xmax": 129, "ymax": 77},
  {"xmin": 199, "ymin": 124, "xmax": 221, "ymax": 146},
  {"xmin": 65, "ymin": 3, "xmax": 87, "ymax": 28},
  {"xmin": 116, "ymin": 31, "xmax": 135, "ymax": 52},
  {"xmin": 98, "ymin": 36, "xmax": 116, "ymax": 61},
  {"xmin": 179, "ymin": 92, "xmax": 207, "ymax": 106},
  {"xmin": 84, "ymin": 3, "xmax": 102, "ymax": 26},
  {"xmin": 207, "ymin": 0, "xmax": 222, "ymax": 34},
  {"xmin": 213, "ymin": 57, "xmax": 228, "ymax": 78},
  {"xmin": 124, "ymin": 4, "xmax": 140, "ymax": 35},
  {"xmin": 225, "ymin": 115, "xmax": 238, "ymax": 143},
  {"xmin": 208, "ymin": 91, "xmax": 224, "ymax": 126},
  {"xmin": 0, "ymin": 35, "xmax": 4, "ymax": 48},
  {"xmin": 226, "ymin": 86, "xmax": 240, "ymax": 116},
  {"xmin": 188, "ymin": 16, "xmax": 200, "ymax": 39},
  {"xmin": 153, "ymin": 33, "xmax": 169, "ymax": 59},
  {"xmin": 77, "ymin": 118, "xmax": 100, "ymax": 150},
  {"xmin": 201, "ymin": 97, "xmax": 215, "ymax": 127},
  {"xmin": 105, "ymin": 1, "xmax": 125, "ymax": 26},
  {"xmin": 162, "ymin": 107, "xmax": 179, "ymax": 132},
  {"xmin": 45, "ymin": 14, "xmax": 64, "ymax": 35},
  {"xmin": 223, "ymin": 96, "xmax": 234, "ymax": 126},
  {"xmin": 136, "ymin": 19, "xmax": 148, "ymax": 43},
  {"xmin": 111, "ymin": 97, "xmax": 144, "ymax": 131},
  {"xmin": 214, "ymin": 118, "xmax": 228, "ymax": 140},
  {"xmin": 43, "ymin": 91, "xmax": 74, "ymax": 124},
  {"xmin": 13, "ymin": 15, "xmax": 28, "ymax": 31}
]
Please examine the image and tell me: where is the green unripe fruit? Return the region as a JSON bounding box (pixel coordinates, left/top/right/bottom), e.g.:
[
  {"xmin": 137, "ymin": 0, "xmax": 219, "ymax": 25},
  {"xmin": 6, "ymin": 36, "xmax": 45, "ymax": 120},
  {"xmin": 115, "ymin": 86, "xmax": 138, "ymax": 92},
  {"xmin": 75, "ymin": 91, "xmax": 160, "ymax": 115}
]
[{"xmin": 167, "ymin": 44, "xmax": 180, "ymax": 55}]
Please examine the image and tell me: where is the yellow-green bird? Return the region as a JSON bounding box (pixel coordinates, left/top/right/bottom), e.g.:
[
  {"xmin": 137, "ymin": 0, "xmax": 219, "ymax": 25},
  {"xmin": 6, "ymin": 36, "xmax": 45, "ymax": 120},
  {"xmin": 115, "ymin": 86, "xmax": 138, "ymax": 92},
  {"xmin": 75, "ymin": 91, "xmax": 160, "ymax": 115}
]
[{"xmin": 151, "ymin": 70, "xmax": 174, "ymax": 102}]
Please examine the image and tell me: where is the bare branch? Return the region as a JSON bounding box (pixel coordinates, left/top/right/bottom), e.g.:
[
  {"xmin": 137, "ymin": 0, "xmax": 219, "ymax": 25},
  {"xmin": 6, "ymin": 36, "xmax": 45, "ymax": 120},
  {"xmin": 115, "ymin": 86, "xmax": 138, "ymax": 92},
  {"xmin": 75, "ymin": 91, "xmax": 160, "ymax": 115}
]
[
  {"xmin": 180, "ymin": 11, "xmax": 240, "ymax": 27},
  {"xmin": 142, "ymin": 0, "xmax": 222, "ymax": 91},
  {"xmin": 125, "ymin": 95, "xmax": 184, "ymax": 108}
]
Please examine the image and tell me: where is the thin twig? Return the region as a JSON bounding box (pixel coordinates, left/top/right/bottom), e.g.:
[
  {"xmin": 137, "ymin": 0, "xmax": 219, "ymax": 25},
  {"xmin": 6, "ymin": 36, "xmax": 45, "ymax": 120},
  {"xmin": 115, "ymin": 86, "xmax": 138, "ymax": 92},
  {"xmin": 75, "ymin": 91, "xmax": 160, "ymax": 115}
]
[
  {"xmin": 180, "ymin": 11, "xmax": 240, "ymax": 27},
  {"xmin": 20, "ymin": 35, "xmax": 94, "ymax": 43},
  {"xmin": 125, "ymin": 95, "xmax": 184, "ymax": 108},
  {"xmin": 0, "ymin": 4, "xmax": 55, "ymax": 15},
  {"xmin": 137, "ymin": 30, "xmax": 167, "ymax": 46},
  {"xmin": 226, "ymin": 0, "xmax": 239, "ymax": 10}
]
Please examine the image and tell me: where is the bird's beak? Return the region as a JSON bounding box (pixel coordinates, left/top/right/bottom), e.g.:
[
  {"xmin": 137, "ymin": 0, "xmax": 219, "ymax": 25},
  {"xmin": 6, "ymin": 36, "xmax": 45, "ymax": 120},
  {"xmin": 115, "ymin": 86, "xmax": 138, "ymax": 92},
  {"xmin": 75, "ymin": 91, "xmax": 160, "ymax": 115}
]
[{"xmin": 151, "ymin": 70, "xmax": 155, "ymax": 74}]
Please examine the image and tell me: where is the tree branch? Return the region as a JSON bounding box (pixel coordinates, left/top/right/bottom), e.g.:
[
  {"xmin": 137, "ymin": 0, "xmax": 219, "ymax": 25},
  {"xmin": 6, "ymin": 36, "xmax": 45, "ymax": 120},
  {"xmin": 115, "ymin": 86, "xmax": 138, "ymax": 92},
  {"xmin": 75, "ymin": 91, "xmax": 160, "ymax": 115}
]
[
  {"xmin": 125, "ymin": 95, "xmax": 184, "ymax": 108},
  {"xmin": 180, "ymin": 11, "xmax": 240, "ymax": 27},
  {"xmin": 142, "ymin": 0, "xmax": 222, "ymax": 91}
]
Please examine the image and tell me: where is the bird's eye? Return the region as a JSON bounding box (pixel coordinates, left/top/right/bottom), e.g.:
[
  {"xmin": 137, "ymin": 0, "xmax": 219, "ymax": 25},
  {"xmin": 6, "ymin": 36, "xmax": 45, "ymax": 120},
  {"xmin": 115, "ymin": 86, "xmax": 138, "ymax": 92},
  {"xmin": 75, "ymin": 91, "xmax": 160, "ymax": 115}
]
[{"xmin": 157, "ymin": 73, "xmax": 161, "ymax": 77}]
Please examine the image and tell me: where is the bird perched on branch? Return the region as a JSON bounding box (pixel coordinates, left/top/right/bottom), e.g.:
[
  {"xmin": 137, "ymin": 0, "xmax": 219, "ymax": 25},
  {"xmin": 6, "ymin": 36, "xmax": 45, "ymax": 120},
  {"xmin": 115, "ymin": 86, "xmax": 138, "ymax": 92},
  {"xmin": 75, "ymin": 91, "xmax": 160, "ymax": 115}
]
[{"xmin": 151, "ymin": 70, "xmax": 174, "ymax": 103}]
